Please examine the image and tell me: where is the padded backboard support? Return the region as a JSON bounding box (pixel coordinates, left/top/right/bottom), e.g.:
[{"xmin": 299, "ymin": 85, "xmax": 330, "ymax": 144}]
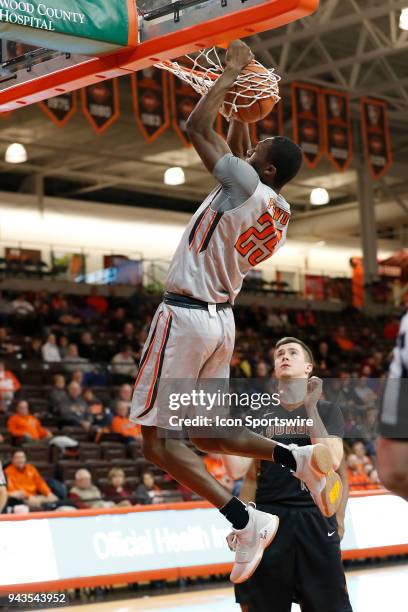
[{"xmin": 0, "ymin": 0, "xmax": 319, "ymax": 112}]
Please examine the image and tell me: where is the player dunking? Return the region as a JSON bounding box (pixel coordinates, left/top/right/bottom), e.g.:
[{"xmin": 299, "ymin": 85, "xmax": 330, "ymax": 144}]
[
  {"xmin": 131, "ymin": 40, "xmax": 342, "ymax": 583},
  {"xmin": 378, "ymin": 304, "xmax": 408, "ymax": 500}
]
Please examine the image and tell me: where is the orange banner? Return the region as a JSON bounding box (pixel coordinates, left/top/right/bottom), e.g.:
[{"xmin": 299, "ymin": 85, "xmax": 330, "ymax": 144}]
[
  {"xmin": 82, "ymin": 79, "xmax": 120, "ymax": 135},
  {"xmin": 39, "ymin": 92, "xmax": 77, "ymax": 127},
  {"xmin": 291, "ymin": 82, "xmax": 323, "ymax": 168},
  {"xmin": 132, "ymin": 67, "xmax": 170, "ymax": 143},
  {"xmin": 361, "ymin": 97, "xmax": 393, "ymax": 180},
  {"xmin": 322, "ymin": 89, "xmax": 353, "ymax": 172},
  {"xmin": 170, "ymin": 75, "xmax": 200, "ymax": 148}
]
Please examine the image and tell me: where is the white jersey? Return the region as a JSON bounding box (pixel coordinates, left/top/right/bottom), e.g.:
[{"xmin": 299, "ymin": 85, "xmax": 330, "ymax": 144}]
[
  {"xmin": 389, "ymin": 311, "xmax": 408, "ymax": 378},
  {"xmin": 166, "ymin": 154, "xmax": 290, "ymax": 304}
]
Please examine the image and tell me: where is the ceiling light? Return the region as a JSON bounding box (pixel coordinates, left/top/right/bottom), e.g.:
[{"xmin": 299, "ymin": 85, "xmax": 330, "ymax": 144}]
[
  {"xmin": 310, "ymin": 188, "xmax": 330, "ymax": 206},
  {"xmin": 5, "ymin": 142, "xmax": 27, "ymax": 164},
  {"xmin": 399, "ymin": 8, "xmax": 408, "ymax": 30},
  {"xmin": 164, "ymin": 166, "xmax": 185, "ymax": 186}
]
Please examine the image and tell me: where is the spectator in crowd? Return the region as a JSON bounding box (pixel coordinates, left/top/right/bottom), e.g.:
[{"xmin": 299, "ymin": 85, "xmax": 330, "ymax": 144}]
[
  {"xmin": 78, "ymin": 331, "xmax": 98, "ymax": 362},
  {"xmin": 0, "ymin": 326, "xmax": 20, "ymax": 357},
  {"xmin": 58, "ymin": 381, "xmax": 90, "ymax": 430},
  {"xmin": 103, "ymin": 468, "xmax": 133, "ymax": 506},
  {"xmin": 63, "ymin": 343, "xmax": 93, "ymax": 373},
  {"xmin": 7, "ymin": 400, "xmax": 52, "ymax": 443},
  {"xmin": 111, "ymin": 345, "xmax": 138, "ymax": 379},
  {"xmin": 49, "ymin": 374, "xmax": 68, "ymax": 412},
  {"xmin": 58, "ymin": 335, "xmax": 69, "ymax": 359},
  {"xmin": 42, "ymin": 334, "xmax": 61, "ymax": 363},
  {"xmin": 316, "ymin": 341, "xmax": 335, "ymax": 373},
  {"xmin": 83, "ymin": 389, "xmax": 112, "ymax": 440},
  {"xmin": 86, "ymin": 287, "xmax": 108, "ymax": 315},
  {"xmin": 254, "ymin": 360, "xmax": 269, "ymax": 379},
  {"xmin": 266, "ymin": 308, "xmax": 284, "ymax": 332},
  {"xmin": 111, "ymin": 401, "xmax": 141, "ymax": 442},
  {"xmin": 115, "ymin": 383, "xmax": 132, "ymax": 409},
  {"xmin": 11, "ymin": 294, "xmax": 34, "ymax": 317},
  {"xmin": 109, "ymin": 307, "xmax": 127, "ymax": 333},
  {"xmin": 204, "ymin": 453, "xmax": 234, "ymax": 492},
  {"xmin": 383, "ymin": 317, "xmax": 400, "ymax": 340},
  {"xmin": 346, "ymin": 453, "xmax": 379, "ymax": 491},
  {"xmin": 354, "ymin": 376, "xmax": 377, "ymax": 407},
  {"xmin": 333, "ymin": 325, "xmax": 355, "ymax": 352},
  {"xmin": 69, "ymin": 469, "xmax": 112, "ymax": 509},
  {"xmin": 71, "ymin": 369, "xmax": 86, "ymax": 387},
  {"xmin": 0, "ymin": 360, "xmax": 21, "ymax": 402},
  {"xmin": 121, "ymin": 322, "xmax": 139, "ymax": 353},
  {"xmin": 135, "ymin": 471, "xmax": 164, "ymax": 505},
  {"xmin": 24, "ymin": 338, "xmax": 43, "ymax": 361},
  {"xmin": 5, "ymin": 450, "xmax": 57, "ymax": 510},
  {"xmin": 351, "ymin": 440, "xmax": 373, "ymax": 469}
]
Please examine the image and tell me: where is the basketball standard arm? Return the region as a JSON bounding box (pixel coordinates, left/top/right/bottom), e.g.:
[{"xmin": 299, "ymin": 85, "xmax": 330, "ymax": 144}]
[
  {"xmin": 186, "ymin": 40, "xmax": 254, "ymax": 172},
  {"xmin": 227, "ymin": 120, "xmax": 252, "ymax": 159}
]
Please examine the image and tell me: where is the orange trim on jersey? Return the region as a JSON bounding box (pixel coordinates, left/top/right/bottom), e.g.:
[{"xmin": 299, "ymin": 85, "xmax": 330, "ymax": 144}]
[
  {"xmin": 133, "ymin": 312, "xmax": 163, "ymax": 389},
  {"xmin": 196, "ymin": 210, "xmax": 217, "ymax": 254},
  {"xmin": 144, "ymin": 312, "xmax": 172, "ymax": 410},
  {"xmin": 189, "ymin": 206, "xmax": 212, "ymax": 251}
]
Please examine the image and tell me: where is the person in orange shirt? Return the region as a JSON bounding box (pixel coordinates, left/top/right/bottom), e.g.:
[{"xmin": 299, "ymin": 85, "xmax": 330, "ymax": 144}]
[
  {"xmin": 204, "ymin": 452, "xmax": 233, "ymax": 492},
  {"xmin": 5, "ymin": 450, "xmax": 57, "ymax": 510},
  {"xmin": 0, "ymin": 360, "xmax": 21, "ymax": 402},
  {"xmin": 346, "ymin": 453, "xmax": 379, "ymax": 491},
  {"xmin": 333, "ymin": 326, "xmax": 355, "ymax": 352},
  {"xmin": 7, "ymin": 400, "xmax": 52, "ymax": 443},
  {"xmin": 111, "ymin": 401, "xmax": 141, "ymax": 442}
]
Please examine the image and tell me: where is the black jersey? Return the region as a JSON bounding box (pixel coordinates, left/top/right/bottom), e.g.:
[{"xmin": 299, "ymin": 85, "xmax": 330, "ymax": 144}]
[{"xmin": 255, "ymin": 401, "xmax": 344, "ymax": 507}]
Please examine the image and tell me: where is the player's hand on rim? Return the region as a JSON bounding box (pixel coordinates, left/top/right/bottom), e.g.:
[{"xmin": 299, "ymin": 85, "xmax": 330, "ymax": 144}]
[{"xmin": 226, "ymin": 40, "xmax": 254, "ymax": 72}]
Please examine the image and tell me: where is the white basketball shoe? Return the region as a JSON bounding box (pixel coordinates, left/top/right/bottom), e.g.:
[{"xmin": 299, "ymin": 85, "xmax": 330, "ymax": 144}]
[{"xmin": 227, "ymin": 503, "xmax": 279, "ymax": 584}]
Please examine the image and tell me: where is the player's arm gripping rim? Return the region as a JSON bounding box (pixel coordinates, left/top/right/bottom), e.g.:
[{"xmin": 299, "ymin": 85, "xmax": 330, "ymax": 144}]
[
  {"xmin": 186, "ymin": 40, "xmax": 254, "ymax": 172},
  {"xmin": 304, "ymin": 377, "xmax": 344, "ymax": 470}
]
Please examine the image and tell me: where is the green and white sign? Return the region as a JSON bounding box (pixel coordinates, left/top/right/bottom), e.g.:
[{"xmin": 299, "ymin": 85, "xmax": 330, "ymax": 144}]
[{"xmin": 0, "ymin": 0, "xmax": 136, "ymax": 55}]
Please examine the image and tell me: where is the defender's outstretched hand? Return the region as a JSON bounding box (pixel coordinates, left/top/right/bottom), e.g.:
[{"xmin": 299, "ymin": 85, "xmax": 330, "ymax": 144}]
[{"xmin": 225, "ymin": 40, "xmax": 254, "ymax": 72}]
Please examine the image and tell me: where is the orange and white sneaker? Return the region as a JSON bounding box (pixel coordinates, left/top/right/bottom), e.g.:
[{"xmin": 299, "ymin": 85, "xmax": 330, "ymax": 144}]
[
  {"xmin": 289, "ymin": 443, "xmax": 342, "ymax": 517},
  {"xmin": 227, "ymin": 503, "xmax": 279, "ymax": 584}
]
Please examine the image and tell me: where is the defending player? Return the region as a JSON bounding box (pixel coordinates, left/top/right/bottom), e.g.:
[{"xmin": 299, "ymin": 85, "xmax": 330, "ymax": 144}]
[
  {"xmin": 377, "ymin": 306, "xmax": 408, "ymax": 500},
  {"xmin": 223, "ymin": 337, "xmax": 351, "ymax": 611},
  {"xmin": 131, "ymin": 40, "xmax": 342, "ymax": 583}
]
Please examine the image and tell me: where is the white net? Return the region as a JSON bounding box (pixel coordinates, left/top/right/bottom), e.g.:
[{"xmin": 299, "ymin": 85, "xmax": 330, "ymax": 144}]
[{"xmin": 155, "ymin": 47, "xmax": 281, "ymax": 120}]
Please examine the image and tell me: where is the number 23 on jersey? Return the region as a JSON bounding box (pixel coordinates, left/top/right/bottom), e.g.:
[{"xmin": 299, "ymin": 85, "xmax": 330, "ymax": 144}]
[{"xmin": 235, "ymin": 207, "xmax": 289, "ymax": 267}]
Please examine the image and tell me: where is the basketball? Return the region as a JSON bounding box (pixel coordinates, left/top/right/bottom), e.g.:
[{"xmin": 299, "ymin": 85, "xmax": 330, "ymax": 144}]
[{"xmin": 223, "ymin": 61, "xmax": 278, "ymax": 123}]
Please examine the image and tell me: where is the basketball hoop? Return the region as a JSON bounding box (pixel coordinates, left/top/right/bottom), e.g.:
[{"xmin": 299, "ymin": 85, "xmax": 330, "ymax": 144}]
[{"xmin": 155, "ymin": 47, "xmax": 281, "ymax": 120}]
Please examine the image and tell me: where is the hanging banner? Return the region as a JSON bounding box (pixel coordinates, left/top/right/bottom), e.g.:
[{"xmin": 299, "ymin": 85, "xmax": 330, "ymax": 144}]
[
  {"xmin": 361, "ymin": 98, "xmax": 393, "ymax": 180},
  {"xmin": 131, "ymin": 67, "xmax": 170, "ymax": 143},
  {"xmin": 82, "ymin": 80, "xmax": 120, "ymax": 135},
  {"xmin": 251, "ymin": 101, "xmax": 283, "ymax": 143},
  {"xmin": 322, "ymin": 89, "xmax": 353, "ymax": 172},
  {"xmin": 170, "ymin": 75, "xmax": 199, "ymax": 147},
  {"xmin": 291, "ymin": 83, "xmax": 323, "ymax": 168},
  {"xmin": 39, "ymin": 91, "xmax": 77, "ymax": 127}
]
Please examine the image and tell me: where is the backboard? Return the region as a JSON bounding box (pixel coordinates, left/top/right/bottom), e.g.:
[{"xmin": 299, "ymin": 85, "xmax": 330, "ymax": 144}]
[{"xmin": 0, "ymin": 0, "xmax": 319, "ymax": 112}]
